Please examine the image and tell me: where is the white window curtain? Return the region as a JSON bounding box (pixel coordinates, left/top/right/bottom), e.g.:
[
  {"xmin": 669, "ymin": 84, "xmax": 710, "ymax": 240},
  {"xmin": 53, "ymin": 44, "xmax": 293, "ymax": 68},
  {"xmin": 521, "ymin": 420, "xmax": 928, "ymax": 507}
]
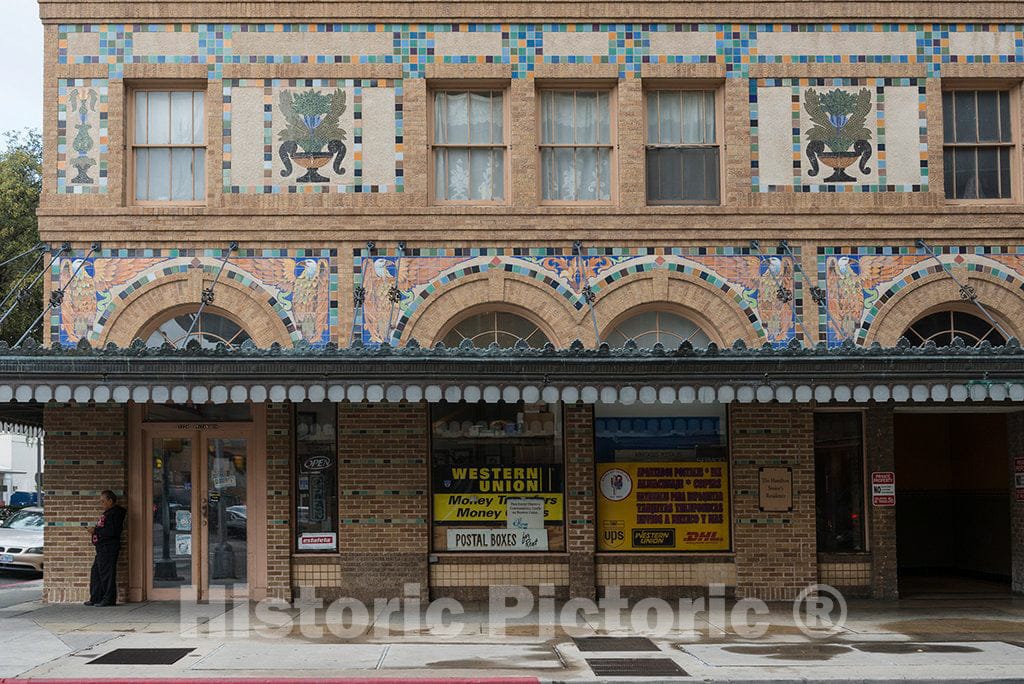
[
  {"xmin": 134, "ymin": 90, "xmax": 205, "ymax": 202},
  {"xmin": 434, "ymin": 91, "xmax": 505, "ymax": 201},
  {"xmin": 540, "ymin": 90, "xmax": 612, "ymax": 201}
]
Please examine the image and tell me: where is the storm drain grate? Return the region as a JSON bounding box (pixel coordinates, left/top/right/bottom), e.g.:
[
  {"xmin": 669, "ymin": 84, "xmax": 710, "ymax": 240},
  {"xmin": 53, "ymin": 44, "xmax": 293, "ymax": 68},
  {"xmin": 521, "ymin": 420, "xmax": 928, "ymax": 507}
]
[
  {"xmin": 586, "ymin": 657, "xmax": 687, "ymax": 677},
  {"xmin": 88, "ymin": 648, "xmax": 195, "ymax": 665},
  {"xmin": 574, "ymin": 636, "xmax": 661, "ymax": 652}
]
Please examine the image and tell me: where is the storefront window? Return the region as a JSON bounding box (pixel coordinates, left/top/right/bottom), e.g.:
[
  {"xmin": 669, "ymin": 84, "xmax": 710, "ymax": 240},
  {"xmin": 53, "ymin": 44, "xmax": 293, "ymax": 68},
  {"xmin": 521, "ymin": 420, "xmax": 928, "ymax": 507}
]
[
  {"xmin": 431, "ymin": 402, "xmax": 564, "ymax": 552},
  {"xmin": 295, "ymin": 404, "xmax": 338, "ymax": 553},
  {"xmin": 814, "ymin": 412, "xmax": 865, "ymax": 553},
  {"xmin": 595, "ymin": 404, "xmax": 730, "ymax": 552}
]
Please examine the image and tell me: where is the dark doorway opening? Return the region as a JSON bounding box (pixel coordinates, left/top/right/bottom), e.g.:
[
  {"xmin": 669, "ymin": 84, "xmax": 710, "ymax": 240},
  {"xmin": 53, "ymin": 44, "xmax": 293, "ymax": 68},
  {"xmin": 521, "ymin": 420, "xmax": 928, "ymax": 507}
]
[{"xmin": 894, "ymin": 412, "xmax": 1011, "ymax": 597}]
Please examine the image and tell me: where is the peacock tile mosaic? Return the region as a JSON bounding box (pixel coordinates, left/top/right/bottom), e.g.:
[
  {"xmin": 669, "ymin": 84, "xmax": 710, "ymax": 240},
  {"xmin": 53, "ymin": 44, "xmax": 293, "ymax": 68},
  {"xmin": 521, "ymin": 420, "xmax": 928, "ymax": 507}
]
[
  {"xmin": 49, "ymin": 248, "xmax": 338, "ymax": 348},
  {"xmin": 223, "ymin": 78, "xmax": 403, "ymax": 193},
  {"xmin": 56, "ymin": 79, "xmax": 109, "ymax": 194},
  {"xmin": 817, "ymin": 245, "xmax": 1024, "ymax": 345},
  {"xmin": 751, "ymin": 77, "xmax": 927, "ymax": 192},
  {"xmin": 58, "ymin": 23, "xmax": 1024, "ymax": 81},
  {"xmin": 352, "ymin": 246, "xmax": 802, "ymax": 347}
]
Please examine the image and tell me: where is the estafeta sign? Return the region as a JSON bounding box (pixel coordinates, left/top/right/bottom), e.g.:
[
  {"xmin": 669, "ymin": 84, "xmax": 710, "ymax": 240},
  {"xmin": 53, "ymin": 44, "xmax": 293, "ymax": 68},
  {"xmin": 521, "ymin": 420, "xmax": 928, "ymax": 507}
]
[
  {"xmin": 446, "ymin": 528, "xmax": 548, "ymax": 551},
  {"xmin": 297, "ymin": 532, "xmax": 337, "ymax": 551}
]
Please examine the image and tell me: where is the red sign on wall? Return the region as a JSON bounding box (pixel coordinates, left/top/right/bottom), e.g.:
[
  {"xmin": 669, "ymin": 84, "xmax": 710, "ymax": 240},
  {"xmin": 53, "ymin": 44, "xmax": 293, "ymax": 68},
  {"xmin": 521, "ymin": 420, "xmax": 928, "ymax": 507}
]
[
  {"xmin": 1015, "ymin": 458, "xmax": 1024, "ymax": 503},
  {"xmin": 871, "ymin": 471, "xmax": 896, "ymax": 507}
]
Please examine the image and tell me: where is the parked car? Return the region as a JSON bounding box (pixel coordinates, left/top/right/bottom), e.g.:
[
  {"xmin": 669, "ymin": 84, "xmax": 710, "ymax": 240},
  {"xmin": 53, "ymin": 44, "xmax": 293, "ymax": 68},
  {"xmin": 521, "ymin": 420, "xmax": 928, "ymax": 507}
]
[{"xmin": 0, "ymin": 506, "xmax": 44, "ymax": 573}]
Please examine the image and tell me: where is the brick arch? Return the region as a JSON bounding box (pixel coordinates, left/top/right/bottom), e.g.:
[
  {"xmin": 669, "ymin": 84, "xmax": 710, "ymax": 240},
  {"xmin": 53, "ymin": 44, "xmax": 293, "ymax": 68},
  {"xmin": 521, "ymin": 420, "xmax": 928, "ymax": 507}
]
[
  {"xmin": 399, "ymin": 271, "xmax": 583, "ymax": 348},
  {"xmin": 864, "ymin": 268, "xmax": 1023, "ymax": 346},
  {"xmin": 591, "ymin": 269, "xmax": 762, "ymax": 347},
  {"xmin": 99, "ymin": 271, "xmax": 294, "ymax": 348}
]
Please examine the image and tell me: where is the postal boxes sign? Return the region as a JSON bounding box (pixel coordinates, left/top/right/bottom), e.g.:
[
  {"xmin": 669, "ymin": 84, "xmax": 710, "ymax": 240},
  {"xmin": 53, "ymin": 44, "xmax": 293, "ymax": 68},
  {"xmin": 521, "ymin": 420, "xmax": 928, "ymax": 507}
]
[
  {"xmin": 871, "ymin": 471, "xmax": 896, "ymax": 507},
  {"xmin": 435, "ymin": 466, "xmax": 560, "ymax": 551},
  {"xmin": 446, "ymin": 497, "xmax": 550, "ymax": 551},
  {"xmin": 596, "ymin": 461, "xmax": 730, "ymax": 551}
]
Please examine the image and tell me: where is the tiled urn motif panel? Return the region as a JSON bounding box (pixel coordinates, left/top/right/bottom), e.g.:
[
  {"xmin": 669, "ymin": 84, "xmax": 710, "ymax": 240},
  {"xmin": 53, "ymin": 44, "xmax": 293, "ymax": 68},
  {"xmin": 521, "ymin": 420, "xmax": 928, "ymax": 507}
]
[
  {"xmin": 50, "ymin": 249, "xmax": 338, "ymax": 348},
  {"xmin": 353, "ymin": 247, "xmax": 802, "ymax": 347},
  {"xmin": 752, "ymin": 78, "xmax": 927, "ymax": 192},
  {"xmin": 56, "ymin": 79, "xmax": 109, "ymax": 194},
  {"xmin": 224, "ymin": 79, "xmax": 403, "ymax": 194}
]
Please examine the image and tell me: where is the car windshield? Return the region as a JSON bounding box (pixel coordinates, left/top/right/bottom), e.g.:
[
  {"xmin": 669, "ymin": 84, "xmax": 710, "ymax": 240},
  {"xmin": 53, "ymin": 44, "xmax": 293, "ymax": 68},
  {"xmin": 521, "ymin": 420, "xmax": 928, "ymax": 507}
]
[{"xmin": 2, "ymin": 510, "xmax": 44, "ymax": 530}]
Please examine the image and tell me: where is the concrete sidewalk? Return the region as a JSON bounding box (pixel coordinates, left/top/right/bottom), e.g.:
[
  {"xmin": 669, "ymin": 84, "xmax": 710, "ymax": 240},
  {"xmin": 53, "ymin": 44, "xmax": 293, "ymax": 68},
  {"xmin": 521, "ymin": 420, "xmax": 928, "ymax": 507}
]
[{"xmin": 2, "ymin": 595, "xmax": 1024, "ymax": 682}]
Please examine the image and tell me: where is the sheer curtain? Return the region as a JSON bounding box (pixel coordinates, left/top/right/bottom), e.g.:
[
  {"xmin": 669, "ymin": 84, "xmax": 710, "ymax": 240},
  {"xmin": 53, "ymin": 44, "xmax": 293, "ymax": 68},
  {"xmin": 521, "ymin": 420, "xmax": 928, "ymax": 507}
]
[
  {"xmin": 540, "ymin": 90, "xmax": 612, "ymax": 201},
  {"xmin": 434, "ymin": 91, "xmax": 505, "ymax": 201},
  {"xmin": 645, "ymin": 90, "xmax": 719, "ymax": 204}
]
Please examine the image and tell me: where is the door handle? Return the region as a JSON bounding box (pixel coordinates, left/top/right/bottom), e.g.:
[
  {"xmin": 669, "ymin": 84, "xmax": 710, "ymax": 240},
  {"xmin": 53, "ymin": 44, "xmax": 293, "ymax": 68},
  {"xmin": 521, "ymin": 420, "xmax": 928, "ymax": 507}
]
[{"xmin": 201, "ymin": 499, "xmax": 209, "ymax": 526}]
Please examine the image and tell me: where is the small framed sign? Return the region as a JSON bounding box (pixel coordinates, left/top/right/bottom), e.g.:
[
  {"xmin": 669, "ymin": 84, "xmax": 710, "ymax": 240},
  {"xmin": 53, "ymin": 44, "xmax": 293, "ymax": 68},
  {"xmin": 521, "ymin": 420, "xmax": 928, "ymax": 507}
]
[
  {"xmin": 759, "ymin": 466, "xmax": 793, "ymax": 512},
  {"xmin": 871, "ymin": 471, "xmax": 896, "ymax": 507}
]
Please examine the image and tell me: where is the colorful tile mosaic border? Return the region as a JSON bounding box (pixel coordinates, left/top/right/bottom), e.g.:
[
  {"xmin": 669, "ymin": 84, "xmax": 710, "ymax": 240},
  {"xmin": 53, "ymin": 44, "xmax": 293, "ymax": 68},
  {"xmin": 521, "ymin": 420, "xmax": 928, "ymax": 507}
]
[
  {"xmin": 49, "ymin": 248, "xmax": 338, "ymax": 348},
  {"xmin": 57, "ymin": 23, "xmax": 1024, "ymax": 80},
  {"xmin": 351, "ymin": 245, "xmax": 802, "ymax": 348},
  {"xmin": 816, "ymin": 245, "xmax": 1024, "ymax": 345},
  {"xmin": 750, "ymin": 77, "xmax": 928, "ymax": 193},
  {"xmin": 56, "ymin": 79, "xmax": 109, "ymax": 194},
  {"xmin": 222, "ymin": 78, "xmax": 403, "ymax": 194}
]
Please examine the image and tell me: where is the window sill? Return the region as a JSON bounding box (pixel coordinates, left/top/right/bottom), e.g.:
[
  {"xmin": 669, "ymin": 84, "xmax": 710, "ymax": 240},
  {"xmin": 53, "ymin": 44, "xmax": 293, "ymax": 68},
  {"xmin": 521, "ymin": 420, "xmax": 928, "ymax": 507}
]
[{"xmin": 944, "ymin": 199, "xmax": 1019, "ymax": 206}]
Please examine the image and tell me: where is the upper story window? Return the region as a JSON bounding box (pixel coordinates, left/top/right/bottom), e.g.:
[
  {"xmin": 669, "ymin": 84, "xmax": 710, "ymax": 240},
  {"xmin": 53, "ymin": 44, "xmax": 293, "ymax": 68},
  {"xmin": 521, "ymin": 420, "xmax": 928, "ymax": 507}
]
[
  {"xmin": 539, "ymin": 89, "xmax": 614, "ymax": 203},
  {"xmin": 645, "ymin": 89, "xmax": 720, "ymax": 204},
  {"xmin": 432, "ymin": 90, "xmax": 507, "ymax": 203},
  {"xmin": 132, "ymin": 89, "xmax": 206, "ymax": 203},
  {"xmin": 942, "ymin": 89, "xmax": 1014, "ymax": 201}
]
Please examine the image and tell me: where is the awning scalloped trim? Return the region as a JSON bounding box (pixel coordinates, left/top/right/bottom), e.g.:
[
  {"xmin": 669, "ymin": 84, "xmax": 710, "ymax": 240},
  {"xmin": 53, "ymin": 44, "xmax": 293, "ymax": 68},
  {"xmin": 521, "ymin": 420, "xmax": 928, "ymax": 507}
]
[{"xmin": 1, "ymin": 380, "xmax": 1021, "ymax": 405}]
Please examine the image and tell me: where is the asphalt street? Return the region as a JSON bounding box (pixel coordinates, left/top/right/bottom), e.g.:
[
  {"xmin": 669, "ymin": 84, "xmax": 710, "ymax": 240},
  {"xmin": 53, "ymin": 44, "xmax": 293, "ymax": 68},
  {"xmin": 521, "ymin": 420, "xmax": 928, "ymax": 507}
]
[{"xmin": 0, "ymin": 569, "xmax": 42, "ymax": 609}]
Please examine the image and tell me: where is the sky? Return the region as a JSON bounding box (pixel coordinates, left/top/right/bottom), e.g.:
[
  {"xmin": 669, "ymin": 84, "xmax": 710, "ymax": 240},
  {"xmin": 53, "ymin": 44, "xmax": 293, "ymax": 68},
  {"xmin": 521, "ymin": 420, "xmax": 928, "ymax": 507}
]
[{"xmin": 0, "ymin": 0, "xmax": 43, "ymax": 134}]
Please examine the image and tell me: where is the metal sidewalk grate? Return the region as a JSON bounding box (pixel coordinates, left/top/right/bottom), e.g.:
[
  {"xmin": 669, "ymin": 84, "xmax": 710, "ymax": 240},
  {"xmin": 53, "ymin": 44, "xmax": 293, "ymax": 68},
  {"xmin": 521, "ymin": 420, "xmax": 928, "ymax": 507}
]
[
  {"xmin": 88, "ymin": 648, "xmax": 195, "ymax": 665},
  {"xmin": 586, "ymin": 657, "xmax": 688, "ymax": 677},
  {"xmin": 574, "ymin": 636, "xmax": 661, "ymax": 652}
]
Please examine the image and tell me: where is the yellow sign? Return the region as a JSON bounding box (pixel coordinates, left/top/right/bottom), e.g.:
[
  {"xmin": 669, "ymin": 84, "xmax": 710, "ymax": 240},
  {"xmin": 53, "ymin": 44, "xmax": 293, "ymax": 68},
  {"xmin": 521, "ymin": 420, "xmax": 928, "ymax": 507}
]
[
  {"xmin": 433, "ymin": 493, "xmax": 564, "ymax": 523},
  {"xmin": 596, "ymin": 461, "xmax": 729, "ymax": 551}
]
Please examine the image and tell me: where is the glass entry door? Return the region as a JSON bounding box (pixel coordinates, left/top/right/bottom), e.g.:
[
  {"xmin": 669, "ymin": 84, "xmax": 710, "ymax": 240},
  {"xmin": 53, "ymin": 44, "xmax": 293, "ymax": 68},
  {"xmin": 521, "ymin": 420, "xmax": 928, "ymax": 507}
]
[{"xmin": 148, "ymin": 429, "xmax": 251, "ymax": 600}]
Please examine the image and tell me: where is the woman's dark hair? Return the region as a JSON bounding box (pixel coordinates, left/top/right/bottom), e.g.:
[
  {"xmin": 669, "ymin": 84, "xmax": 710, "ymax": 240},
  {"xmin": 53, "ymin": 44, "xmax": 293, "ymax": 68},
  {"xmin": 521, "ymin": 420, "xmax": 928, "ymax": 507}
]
[{"xmin": 101, "ymin": 490, "xmax": 117, "ymax": 503}]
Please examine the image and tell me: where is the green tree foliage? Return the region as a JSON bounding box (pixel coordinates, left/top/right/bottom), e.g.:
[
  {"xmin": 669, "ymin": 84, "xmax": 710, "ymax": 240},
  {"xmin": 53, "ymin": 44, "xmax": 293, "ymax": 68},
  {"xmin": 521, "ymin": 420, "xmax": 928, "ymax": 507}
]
[{"xmin": 0, "ymin": 129, "xmax": 43, "ymax": 345}]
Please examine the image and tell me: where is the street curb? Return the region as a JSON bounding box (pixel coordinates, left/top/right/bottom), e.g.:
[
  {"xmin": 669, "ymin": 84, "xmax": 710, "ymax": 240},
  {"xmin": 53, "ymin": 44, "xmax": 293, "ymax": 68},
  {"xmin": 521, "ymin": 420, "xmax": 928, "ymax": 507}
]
[{"xmin": 0, "ymin": 680, "xmax": 541, "ymax": 684}]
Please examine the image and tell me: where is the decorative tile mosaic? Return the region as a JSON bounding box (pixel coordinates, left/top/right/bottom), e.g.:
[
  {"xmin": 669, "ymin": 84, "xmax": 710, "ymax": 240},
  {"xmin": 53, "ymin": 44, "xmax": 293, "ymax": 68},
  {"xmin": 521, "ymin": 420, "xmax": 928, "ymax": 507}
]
[
  {"xmin": 57, "ymin": 23, "xmax": 1024, "ymax": 81},
  {"xmin": 817, "ymin": 245, "xmax": 1024, "ymax": 345},
  {"xmin": 56, "ymin": 79, "xmax": 109, "ymax": 194},
  {"xmin": 223, "ymin": 78, "xmax": 403, "ymax": 194},
  {"xmin": 50, "ymin": 248, "xmax": 338, "ymax": 347},
  {"xmin": 352, "ymin": 246, "xmax": 802, "ymax": 347},
  {"xmin": 751, "ymin": 77, "xmax": 927, "ymax": 192}
]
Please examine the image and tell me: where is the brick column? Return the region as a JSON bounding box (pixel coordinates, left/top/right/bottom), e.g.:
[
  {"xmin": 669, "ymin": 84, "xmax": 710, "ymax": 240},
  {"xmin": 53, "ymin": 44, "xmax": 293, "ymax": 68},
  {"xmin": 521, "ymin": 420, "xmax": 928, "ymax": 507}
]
[
  {"xmin": 564, "ymin": 403, "xmax": 596, "ymax": 599},
  {"xmin": 730, "ymin": 404, "xmax": 817, "ymax": 600},
  {"xmin": 336, "ymin": 402, "xmax": 430, "ymax": 601},
  {"xmin": 265, "ymin": 403, "xmax": 292, "ymax": 600},
  {"xmin": 42, "ymin": 404, "xmax": 128, "ymax": 604},
  {"xmin": 864, "ymin": 405, "xmax": 898, "ymax": 599},
  {"xmin": 1010, "ymin": 412, "xmax": 1024, "ymax": 596}
]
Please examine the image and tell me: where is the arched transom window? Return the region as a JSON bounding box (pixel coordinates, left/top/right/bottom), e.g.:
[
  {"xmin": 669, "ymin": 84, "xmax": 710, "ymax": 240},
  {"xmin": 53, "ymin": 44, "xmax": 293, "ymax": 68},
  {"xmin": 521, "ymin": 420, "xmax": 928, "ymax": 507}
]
[
  {"xmin": 606, "ymin": 310, "xmax": 712, "ymax": 349},
  {"xmin": 145, "ymin": 311, "xmax": 253, "ymax": 350},
  {"xmin": 902, "ymin": 309, "xmax": 1007, "ymax": 348},
  {"xmin": 441, "ymin": 311, "xmax": 551, "ymax": 348}
]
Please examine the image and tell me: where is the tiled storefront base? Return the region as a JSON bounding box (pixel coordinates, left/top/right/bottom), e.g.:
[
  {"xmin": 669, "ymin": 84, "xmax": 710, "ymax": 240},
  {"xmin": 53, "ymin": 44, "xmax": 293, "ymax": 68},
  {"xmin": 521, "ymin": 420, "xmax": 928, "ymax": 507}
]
[
  {"xmin": 597, "ymin": 557, "xmax": 737, "ymax": 598},
  {"xmin": 819, "ymin": 557, "xmax": 873, "ymax": 598},
  {"xmin": 428, "ymin": 556, "xmax": 571, "ymax": 601}
]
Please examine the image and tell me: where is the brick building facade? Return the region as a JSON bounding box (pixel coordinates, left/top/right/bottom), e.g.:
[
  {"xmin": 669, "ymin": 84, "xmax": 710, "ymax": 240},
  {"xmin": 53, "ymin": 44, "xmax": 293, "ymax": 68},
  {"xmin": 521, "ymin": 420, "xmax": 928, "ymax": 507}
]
[{"xmin": 10, "ymin": 0, "xmax": 1024, "ymax": 603}]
